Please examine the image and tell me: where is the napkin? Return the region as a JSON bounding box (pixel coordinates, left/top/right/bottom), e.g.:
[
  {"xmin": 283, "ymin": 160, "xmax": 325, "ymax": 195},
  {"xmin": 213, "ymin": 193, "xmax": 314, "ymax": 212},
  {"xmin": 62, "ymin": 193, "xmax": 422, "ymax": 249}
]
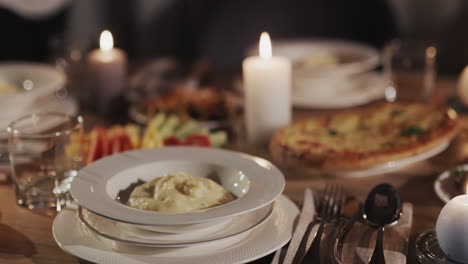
[{"xmin": 336, "ymin": 203, "xmax": 413, "ymax": 264}]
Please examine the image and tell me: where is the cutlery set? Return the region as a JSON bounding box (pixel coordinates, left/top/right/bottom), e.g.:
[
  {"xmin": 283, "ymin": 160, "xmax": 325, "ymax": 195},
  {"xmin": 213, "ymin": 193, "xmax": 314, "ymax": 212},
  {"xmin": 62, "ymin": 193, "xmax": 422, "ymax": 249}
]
[{"xmin": 275, "ymin": 183, "xmax": 402, "ymax": 264}]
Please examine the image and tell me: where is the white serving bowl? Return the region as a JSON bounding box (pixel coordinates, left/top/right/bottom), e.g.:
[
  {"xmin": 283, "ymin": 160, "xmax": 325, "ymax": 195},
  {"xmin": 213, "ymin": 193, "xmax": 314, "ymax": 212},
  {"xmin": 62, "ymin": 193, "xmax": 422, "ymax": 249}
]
[
  {"xmin": 70, "ymin": 147, "xmax": 285, "ymax": 227},
  {"xmin": 247, "ymin": 39, "xmax": 380, "ymax": 97},
  {"xmin": 0, "ymin": 62, "xmax": 66, "ymax": 111}
]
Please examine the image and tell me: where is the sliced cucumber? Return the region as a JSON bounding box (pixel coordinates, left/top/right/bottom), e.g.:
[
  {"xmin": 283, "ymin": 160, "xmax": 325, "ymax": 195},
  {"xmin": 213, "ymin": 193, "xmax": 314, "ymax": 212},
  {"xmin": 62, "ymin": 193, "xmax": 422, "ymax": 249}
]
[
  {"xmin": 159, "ymin": 115, "xmax": 180, "ymax": 137},
  {"xmin": 174, "ymin": 121, "xmax": 198, "ymax": 138},
  {"xmin": 209, "ymin": 131, "xmax": 227, "ymax": 147}
]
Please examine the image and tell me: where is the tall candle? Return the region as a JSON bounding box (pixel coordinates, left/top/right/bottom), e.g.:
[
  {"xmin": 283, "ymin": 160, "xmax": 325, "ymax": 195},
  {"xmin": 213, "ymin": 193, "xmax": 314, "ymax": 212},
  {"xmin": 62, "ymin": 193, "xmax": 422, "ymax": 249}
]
[
  {"xmin": 87, "ymin": 30, "xmax": 127, "ymax": 113},
  {"xmin": 435, "ymin": 183, "xmax": 468, "ymax": 263},
  {"xmin": 243, "ymin": 32, "xmax": 292, "ymax": 144}
]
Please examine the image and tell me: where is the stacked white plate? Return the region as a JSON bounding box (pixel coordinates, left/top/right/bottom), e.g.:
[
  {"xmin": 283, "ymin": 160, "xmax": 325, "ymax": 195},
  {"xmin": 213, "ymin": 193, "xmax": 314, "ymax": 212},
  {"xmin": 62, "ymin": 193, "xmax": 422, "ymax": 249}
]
[{"xmin": 55, "ymin": 147, "xmax": 299, "ymax": 264}]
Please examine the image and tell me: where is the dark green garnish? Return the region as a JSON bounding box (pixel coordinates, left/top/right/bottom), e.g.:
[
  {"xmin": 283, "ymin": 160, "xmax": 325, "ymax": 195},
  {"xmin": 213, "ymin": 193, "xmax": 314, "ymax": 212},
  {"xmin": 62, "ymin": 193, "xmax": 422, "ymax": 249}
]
[
  {"xmin": 390, "ymin": 109, "xmax": 403, "ymax": 117},
  {"xmin": 328, "ymin": 129, "xmax": 339, "ymax": 136},
  {"xmin": 358, "ymin": 124, "xmax": 370, "ymax": 130},
  {"xmin": 400, "ymin": 126, "xmax": 425, "ymax": 137},
  {"xmin": 449, "ymin": 168, "xmax": 468, "ymax": 185}
]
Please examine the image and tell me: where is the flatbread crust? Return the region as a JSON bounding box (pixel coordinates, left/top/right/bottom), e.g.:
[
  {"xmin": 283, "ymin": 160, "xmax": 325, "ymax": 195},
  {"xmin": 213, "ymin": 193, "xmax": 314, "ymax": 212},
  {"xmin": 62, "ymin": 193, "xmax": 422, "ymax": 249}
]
[{"xmin": 270, "ymin": 102, "xmax": 459, "ymax": 170}]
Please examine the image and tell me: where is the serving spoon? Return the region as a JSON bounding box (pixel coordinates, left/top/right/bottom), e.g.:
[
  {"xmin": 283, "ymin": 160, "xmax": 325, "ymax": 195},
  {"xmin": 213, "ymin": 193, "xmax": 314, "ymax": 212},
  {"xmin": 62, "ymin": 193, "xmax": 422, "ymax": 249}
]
[{"xmin": 363, "ymin": 184, "xmax": 402, "ymax": 264}]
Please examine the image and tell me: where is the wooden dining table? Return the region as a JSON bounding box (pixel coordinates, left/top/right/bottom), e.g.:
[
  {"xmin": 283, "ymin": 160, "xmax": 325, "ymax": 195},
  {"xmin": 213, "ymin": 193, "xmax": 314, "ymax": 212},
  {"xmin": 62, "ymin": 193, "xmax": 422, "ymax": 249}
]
[{"xmin": 0, "ymin": 76, "xmax": 465, "ymax": 264}]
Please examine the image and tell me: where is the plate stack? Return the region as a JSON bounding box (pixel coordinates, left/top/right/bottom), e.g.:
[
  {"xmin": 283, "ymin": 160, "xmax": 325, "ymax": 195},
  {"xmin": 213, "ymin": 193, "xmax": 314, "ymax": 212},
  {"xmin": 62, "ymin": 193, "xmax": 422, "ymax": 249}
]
[{"xmin": 54, "ymin": 147, "xmax": 298, "ymax": 264}]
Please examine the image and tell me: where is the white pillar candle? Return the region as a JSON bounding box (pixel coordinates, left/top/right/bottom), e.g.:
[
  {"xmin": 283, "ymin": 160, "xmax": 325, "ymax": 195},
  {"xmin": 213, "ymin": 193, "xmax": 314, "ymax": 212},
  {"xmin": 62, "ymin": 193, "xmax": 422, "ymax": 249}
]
[
  {"xmin": 243, "ymin": 32, "xmax": 292, "ymax": 144},
  {"xmin": 87, "ymin": 30, "xmax": 127, "ymax": 113},
  {"xmin": 457, "ymin": 65, "xmax": 468, "ymax": 106},
  {"xmin": 436, "ymin": 191, "xmax": 468, "ymax": 263}
]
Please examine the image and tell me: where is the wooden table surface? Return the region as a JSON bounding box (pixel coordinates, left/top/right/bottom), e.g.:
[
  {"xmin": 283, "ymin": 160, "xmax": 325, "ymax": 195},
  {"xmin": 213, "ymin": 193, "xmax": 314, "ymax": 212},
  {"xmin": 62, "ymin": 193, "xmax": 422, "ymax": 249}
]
[{"xmin": 0, "ymin": 76, "xmax": 465, "ymax": 264}]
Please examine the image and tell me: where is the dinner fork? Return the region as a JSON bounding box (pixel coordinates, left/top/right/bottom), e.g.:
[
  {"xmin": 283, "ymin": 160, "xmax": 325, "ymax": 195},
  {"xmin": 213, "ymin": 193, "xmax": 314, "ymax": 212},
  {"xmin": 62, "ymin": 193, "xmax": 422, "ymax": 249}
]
[{"xmin": 299, "ymin": 184, "xmax": 344, "ymax": 264}]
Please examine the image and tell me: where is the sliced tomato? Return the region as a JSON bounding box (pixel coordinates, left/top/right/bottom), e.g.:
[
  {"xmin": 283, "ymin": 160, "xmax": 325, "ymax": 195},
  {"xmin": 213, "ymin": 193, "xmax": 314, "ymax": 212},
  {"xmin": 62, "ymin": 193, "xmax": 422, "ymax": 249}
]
[
  {"xmin": 184, "ymin": 134, "xmax": 211, "ymax": 147},
  {"xmin": 86, "ymin": 127, "xmax": 108, "ymax": 164},
  {"xmin": 86, "ymin": 132, "xmax": 100, "ymax": 164},
  {"xmin": 110, "ymin": 134, "xmax": 122, "ymax": 154},
  {"xmin": 99, "ymin": 128, "xmax": 110, "ymax": 157},
  {"xmin": 121, "ymin": 133, "xmax": 133, "ymax": 151},
  {"xmin": 163, "ymin": 136, "xmax": 182, "ymax": 146}
]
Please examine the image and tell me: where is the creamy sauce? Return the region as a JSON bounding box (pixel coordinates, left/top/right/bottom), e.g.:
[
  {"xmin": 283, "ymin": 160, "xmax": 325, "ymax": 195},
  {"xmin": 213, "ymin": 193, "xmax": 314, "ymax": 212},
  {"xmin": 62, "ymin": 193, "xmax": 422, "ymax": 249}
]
[{"xmin": 127, "ymin": 172, "xmax": 233, "ymax": 213}]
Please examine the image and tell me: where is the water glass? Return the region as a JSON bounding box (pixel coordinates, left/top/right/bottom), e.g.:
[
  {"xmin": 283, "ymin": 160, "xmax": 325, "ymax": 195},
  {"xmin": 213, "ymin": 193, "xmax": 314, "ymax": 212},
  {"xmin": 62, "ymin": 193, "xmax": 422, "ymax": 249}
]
[
  {"xmin": 8, "ymin": 112, "xmax": 84, "ymax": 211},
  {"xmin": 383, "ymin": 39, "xmax": 437, "ymax": 102}
]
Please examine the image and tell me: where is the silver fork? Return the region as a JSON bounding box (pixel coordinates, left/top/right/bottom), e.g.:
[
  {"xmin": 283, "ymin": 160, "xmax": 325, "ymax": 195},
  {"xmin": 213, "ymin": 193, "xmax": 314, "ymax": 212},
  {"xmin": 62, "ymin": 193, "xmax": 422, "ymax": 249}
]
[{"xmin": 298, "ymin": 184, "xmax": 345, "ymax": 264}]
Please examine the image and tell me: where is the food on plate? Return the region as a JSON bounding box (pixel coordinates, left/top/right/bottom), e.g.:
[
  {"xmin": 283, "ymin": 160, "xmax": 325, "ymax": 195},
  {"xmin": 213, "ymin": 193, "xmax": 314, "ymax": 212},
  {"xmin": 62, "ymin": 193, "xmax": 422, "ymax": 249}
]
[
  {"xmin": 66, "ymin": 113, "xmax": 228, "ymax": 164},
  {"xmin": 127, "ymin": 172, "xmax": 234, "ymax": 213},
  {"xmin": 300, "ymin": 51, "xmax": 339, "ymax": 70},
  {"xmin": 137, "ymin": 87, "xmax": 228, "ymax": 122},
  {"xmin": 270, "ymin": 102, "xmax": 459, "ymax": 170},
  {"xmin": 0, "ymin": 80, "xmax": 19, "ymax": 94},
  {"xmin": 446, "ymin": 168, "xmax": 468, "ymax": 195}
]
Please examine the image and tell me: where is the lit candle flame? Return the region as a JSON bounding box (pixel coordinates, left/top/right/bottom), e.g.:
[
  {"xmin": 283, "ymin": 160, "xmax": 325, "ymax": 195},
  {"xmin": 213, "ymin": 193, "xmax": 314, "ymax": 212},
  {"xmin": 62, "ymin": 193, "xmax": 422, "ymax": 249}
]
[
  {"xmin": 100, "ymin": 30, "xmax": 114, "ymax": 51},
  {"xmin": 259, "ymin": 32, "xmax": 272, "ymax": 59}
]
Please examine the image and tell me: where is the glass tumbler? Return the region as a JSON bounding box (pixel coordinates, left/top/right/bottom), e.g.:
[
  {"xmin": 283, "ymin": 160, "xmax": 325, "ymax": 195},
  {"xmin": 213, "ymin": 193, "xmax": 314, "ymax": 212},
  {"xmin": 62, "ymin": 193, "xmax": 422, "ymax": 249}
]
[
  {"xmin": 7, "ymin": 112, "xmax": 84, "ymax": 211},
  {"xmin": 383, "ymin": 39, "xmax": 437, "ymax": 102}
]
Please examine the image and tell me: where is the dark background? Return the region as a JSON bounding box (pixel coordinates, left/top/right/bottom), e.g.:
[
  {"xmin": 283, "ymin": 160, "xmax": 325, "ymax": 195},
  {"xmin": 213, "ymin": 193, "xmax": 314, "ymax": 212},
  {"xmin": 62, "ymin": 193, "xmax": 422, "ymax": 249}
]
[{"xmin": 0, "ymin": 0, "xmax": 467, "ymax": 74}]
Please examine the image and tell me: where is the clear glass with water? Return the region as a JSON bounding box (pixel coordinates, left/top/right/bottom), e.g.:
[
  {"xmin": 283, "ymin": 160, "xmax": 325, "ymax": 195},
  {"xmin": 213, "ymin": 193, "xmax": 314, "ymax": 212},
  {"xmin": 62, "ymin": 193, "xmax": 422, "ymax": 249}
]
[
  {"xmin": 8, "ymin": 112, "xmax": 84, "ymax": 211},
  {"xmin": 383, "ymin": 39, "xmax": 437, "ymax": 102}
]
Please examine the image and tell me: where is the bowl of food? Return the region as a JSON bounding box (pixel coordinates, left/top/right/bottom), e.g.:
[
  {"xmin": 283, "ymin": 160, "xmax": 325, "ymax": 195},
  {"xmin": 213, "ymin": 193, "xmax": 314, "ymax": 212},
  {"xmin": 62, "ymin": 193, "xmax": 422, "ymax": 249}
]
[
  {"xmin": 247, "ymin": 39, "xmax": 380, "ymax": 98},
  {"xmin": 0, "ymin": 62, "xmax": 66, "ymax": 108},
  {"xmin": 70, "ymin": 147, "xmax": 285, "ymax": 228}
]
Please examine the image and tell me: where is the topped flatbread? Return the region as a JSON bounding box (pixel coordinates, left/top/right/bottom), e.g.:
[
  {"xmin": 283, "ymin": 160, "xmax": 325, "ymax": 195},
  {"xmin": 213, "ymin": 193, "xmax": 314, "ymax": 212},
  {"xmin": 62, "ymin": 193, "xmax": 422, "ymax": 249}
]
[{"xmin": 270, "ymin": 102, "xmax": 459, "ymax": 170}]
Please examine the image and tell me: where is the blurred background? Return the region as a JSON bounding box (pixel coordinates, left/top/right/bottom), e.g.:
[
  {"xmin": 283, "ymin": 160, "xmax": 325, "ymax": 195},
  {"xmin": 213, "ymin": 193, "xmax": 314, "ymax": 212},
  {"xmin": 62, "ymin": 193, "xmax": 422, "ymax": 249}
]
[{"xmin": 0, "ymin": 0, "xmax": 466, "ymax": 74}]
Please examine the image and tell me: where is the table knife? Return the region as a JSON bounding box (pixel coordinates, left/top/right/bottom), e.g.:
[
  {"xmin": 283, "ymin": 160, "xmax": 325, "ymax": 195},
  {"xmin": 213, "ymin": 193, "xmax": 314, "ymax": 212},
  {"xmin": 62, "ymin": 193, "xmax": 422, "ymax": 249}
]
[{"xmin": 272, "ymin": 188, "xmax": 315, "ymax": 264}]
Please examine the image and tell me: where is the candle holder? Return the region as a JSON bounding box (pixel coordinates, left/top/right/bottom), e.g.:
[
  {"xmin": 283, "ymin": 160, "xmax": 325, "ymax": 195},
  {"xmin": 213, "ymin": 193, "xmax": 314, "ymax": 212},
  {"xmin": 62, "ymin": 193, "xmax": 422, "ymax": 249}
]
[
  {"xmin": 415, "ymin": 230, "xmax": 461, "ymax": 264},
  {"xmin": 417, "ymin": 194, "xmax": 468, "ymax": 264}
]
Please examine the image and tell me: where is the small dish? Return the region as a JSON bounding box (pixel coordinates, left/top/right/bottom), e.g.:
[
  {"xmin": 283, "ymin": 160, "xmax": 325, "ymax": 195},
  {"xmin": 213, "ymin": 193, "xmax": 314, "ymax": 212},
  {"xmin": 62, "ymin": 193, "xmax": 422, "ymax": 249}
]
[
  {"xmin": 70, "ymin": 147, "xmax": 285, "ymax": 226},
  {"xmin": 78, "ymin": 202, "xmax": 273, "ymax": 247},
  {"xmin": 53, "ymin": 194, "xmax": 299, "ymax": 264},
  {"xmin": 434, "ymin": 164, "xmax": 468, "ymax": 203},
  {"xmin": 415, "ymin": 230, "xmax": 461, "ymax": 264}
]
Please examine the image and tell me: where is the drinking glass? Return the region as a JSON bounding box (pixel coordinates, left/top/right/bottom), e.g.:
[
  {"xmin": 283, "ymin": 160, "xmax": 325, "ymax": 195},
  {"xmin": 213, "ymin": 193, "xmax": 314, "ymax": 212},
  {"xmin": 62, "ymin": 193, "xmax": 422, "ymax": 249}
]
[
  {"xmin": 383, "ymin": 39, "xmax": 437, "ymax": 102},
  {"xmin": 8, "ymin": 112, "xmax": 84, "ymax": 211}
]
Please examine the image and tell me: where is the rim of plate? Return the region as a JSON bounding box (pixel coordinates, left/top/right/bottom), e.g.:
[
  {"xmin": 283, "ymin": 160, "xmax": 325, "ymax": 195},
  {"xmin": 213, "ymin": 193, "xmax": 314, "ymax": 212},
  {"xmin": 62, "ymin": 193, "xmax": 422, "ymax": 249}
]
[
  {"xmin": 70, "ymin": 147, "xmax": 285, "ymax": 226},
  {"xmin": 315, "ymin": 141, "xmax": 449, "ymax": 178},
  {"xmin": 77, "ymin": 202, "xmax": 274, "ymax": 247}
]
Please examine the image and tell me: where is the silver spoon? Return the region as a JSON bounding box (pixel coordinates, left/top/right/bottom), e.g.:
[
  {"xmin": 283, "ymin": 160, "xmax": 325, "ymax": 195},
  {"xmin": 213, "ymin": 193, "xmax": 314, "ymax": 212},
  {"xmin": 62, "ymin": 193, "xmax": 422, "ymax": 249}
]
[{"xmin": 363, "ymin": 184, "xmax": 402, "ymax": 264}]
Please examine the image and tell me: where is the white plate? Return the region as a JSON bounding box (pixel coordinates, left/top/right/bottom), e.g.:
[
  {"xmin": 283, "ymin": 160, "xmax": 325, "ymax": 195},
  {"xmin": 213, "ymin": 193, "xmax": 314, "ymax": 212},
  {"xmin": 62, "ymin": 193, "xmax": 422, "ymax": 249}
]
[
  {"xmin": 53, "ymin": 194, "xmax": 298, "ymax": 264},
  {"xmin": 292, "ymin": 72, "xmax": 386, "ymax": 109},
  {"xmin": 78, "ymin": 201, "xmax": 274, "ymax": 247},
  {"xmin": 317, "ymin": 141, "xmax": 450, "ymax": 177},
  {"xmin": 70, "ymin": 147, "xmax": 285, "ymax": 226}
]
